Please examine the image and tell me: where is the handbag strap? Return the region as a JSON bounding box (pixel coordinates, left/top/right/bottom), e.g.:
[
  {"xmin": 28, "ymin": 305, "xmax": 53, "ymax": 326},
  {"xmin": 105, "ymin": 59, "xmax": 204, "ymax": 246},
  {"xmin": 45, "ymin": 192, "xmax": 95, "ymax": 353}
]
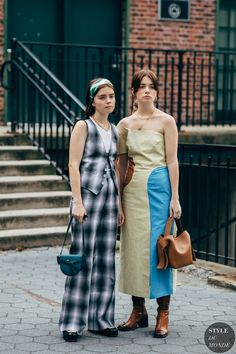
[
  {"xmin": 175, "ymin": 218, "xmax": 184, "ymax": 236},
  {"xmin": 59, "ymin": 216, "xmax": 85, "ymax": 256},
  {"xmin": 164, "ymin": 217, "xmax": 173, "ymax": 235},
  {"xmin": 164, "ymin": 216, "xmax": 184, "ymax": 236}
]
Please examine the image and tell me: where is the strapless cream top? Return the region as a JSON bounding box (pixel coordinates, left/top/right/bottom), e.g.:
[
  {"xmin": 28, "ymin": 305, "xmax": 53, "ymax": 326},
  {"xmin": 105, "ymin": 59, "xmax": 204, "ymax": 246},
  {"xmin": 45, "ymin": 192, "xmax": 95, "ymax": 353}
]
[{"xmin": 117, "ymin": 125, "xmax": 166, "ymax": 171}]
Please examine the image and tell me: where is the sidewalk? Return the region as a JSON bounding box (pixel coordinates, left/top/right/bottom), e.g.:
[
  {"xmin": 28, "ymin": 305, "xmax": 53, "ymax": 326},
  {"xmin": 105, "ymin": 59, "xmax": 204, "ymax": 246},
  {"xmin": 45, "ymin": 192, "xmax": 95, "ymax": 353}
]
[{"xmin": 0, "ymin": 247, "xmax": 235, "ymax": 354}]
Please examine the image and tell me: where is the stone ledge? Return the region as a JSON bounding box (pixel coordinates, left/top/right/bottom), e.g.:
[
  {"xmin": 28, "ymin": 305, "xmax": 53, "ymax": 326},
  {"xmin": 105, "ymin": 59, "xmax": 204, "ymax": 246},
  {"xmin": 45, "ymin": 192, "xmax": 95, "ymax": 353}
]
[
  {"xmin": 179, "ymin": 259, "xmax": 236, "ymax": 291},
  {"xmin": 208, "ymin": 275, "xmax": 236, "ymax": 291},
  {"xmin": 179, "ymin": 125, "xmax": 236, "ymax": 145}
]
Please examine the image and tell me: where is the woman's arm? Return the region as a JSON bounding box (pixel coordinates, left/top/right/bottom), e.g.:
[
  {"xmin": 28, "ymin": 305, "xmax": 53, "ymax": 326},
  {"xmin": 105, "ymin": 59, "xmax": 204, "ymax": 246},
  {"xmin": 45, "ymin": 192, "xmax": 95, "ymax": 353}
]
[
  {"xmin": 68, "ymin": 120, "xmax": 88, "ymax": 222},
  {"xmin": 116, "ymin": 153, "xmax": 129, "ymax": 198},
  {"xmin": 115, "ymin": 157, "xmax": 126, "ymax": 225},
  {"xmin": 116, "ymin": 119, "xmax": 129, "ymax": 222},
  {"xmin": 164, "ymin": 116, "xmax": 182, "ymax": 219},
  {"xmin": 116, "ymin": 119, "xmax": 129, "ymax": 197}
]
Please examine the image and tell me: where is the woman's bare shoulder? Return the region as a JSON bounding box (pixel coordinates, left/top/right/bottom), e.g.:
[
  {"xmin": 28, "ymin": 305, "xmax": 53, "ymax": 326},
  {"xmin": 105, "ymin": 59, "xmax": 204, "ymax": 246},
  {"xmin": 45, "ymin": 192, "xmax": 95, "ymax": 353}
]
[
  {"xmin": 72, "ymin": 119, "xmax": 88, "ymax": 136},
  {"xmin": 74, "ymin": 119, "xmax": 87, "ymax": 129},
  {"xmin": 118, "ymin": 115, "xmax": 136, "ymax": 128},
  {"xmin": 157, "ymin": 110, "xmax": 176, "ymax": 127}
]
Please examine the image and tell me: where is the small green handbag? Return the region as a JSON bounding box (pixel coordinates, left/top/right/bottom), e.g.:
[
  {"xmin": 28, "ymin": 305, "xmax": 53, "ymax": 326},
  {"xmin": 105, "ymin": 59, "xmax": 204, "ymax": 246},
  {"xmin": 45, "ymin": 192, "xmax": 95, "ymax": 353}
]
[{"xmin": 57, "ymin": 216, "xmax": 86, "ymax": 276}]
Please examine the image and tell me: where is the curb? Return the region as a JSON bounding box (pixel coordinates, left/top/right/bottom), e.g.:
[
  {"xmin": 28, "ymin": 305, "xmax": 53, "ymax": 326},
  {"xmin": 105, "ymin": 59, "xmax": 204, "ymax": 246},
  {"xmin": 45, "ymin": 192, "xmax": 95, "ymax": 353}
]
[
  {"xmin": 179, "ymin": 259, "xmax": 236, "ymax": 291},
  {"xmin": 208, "ymin": 275, "xmax": 236, "ymax": 291}
]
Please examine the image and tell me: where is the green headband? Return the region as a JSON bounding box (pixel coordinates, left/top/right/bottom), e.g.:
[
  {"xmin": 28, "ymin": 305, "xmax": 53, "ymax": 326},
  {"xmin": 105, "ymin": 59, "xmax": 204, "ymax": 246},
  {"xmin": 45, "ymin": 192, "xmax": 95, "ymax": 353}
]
[{"xmin": 90, "ymin": 79, "xmax": 113, "ymax": 101}]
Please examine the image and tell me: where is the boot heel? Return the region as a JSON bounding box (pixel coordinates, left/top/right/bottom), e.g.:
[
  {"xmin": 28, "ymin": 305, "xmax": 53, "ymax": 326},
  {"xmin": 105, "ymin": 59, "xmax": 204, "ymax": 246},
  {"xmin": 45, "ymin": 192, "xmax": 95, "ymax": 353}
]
[{"xmin": 138, "ymin": 315, "xmax": 148, "ymax": 328}]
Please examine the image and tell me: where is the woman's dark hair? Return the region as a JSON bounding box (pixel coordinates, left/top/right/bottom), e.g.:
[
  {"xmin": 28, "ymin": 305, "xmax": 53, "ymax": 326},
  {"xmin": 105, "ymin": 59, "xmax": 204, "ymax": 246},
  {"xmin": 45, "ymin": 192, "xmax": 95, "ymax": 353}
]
[
  {"xmin": 131, "ymin": 69, "xmax": 159, "ymax": 111},
  {"xmin": 84, "ymin": 78, "xmax": 117, "ymax": 116}
]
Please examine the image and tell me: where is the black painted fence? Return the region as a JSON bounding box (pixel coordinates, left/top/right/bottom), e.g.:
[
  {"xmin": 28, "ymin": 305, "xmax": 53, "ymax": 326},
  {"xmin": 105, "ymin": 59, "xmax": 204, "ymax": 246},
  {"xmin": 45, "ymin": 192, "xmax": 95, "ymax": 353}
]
[
  {"xmin": 4, "ymin": 39, "xmax": 236, "ymax": 266},
  {"xmin": 22, "ymin": 41, "xmax": 236, "ymax": 129}
]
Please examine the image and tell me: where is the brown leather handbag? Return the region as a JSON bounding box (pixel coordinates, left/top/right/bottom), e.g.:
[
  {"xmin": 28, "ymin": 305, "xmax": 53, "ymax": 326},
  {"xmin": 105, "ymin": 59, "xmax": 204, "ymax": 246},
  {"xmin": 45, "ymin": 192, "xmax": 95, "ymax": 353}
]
[
  {"xmin": 157, "ymin": 217, "xmax": 196, "ymax": 270},
  {"xmin": 125, "ymin": 157, "xmax": 135, "ymax": 186}
]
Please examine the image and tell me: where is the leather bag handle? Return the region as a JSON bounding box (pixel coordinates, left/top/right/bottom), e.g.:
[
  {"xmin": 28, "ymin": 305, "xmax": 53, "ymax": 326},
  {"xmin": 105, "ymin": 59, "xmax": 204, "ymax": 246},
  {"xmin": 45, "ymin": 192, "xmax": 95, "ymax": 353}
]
[
  {"xmin": 164, "ymin": 217, "xmax": 173, "ymax": 236},
  {"xmin": 175, "ymin": 218, "xmax": 184, "ymax": 236},
  {"xmin": 59, "ymin": 216, "xmax": 85, "ymax": 256},
  {"xmin": 164, "ymin": 216, "xmax": 184, "ymax": 237}
]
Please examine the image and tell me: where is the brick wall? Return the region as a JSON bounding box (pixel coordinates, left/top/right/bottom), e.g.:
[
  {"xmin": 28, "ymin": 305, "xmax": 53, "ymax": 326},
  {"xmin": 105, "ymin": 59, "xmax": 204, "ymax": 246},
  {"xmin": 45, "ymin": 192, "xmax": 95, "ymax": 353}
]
[
  {"xmin": 0, "ymin": 0, "xmax": 4, "ymax": 125},
  {"xmin": 126, "ymin": 0, "xmax": 217, "ymax": 123},
  {"xmin": 129, "ymin": 0, "xmax": 216, "ymax": 50}
]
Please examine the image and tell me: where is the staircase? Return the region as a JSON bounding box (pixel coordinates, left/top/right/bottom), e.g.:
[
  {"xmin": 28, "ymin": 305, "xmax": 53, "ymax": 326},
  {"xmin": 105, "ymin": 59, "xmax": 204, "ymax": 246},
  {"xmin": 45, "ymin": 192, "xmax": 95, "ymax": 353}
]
[{"xmin": 0, "ymin": 128, "xmax": 71, "ymax": 250}]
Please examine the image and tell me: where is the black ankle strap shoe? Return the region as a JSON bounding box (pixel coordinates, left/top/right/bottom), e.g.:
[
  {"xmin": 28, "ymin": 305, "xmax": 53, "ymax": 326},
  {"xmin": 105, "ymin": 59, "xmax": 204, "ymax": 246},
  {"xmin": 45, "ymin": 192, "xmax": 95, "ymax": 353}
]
[
  {"xmin": 88, "ymin": 327, "xmax": 118, "ymax": 337},
  {"xmin": 62, "ymin": 330, "xmax": 79, "ymax": 342}
]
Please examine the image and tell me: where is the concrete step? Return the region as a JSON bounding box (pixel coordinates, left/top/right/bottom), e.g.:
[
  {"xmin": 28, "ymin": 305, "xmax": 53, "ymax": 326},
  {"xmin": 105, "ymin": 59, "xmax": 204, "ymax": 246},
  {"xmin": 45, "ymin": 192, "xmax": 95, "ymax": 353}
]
[
  {"xmin": 0, "ymin": 225, "xmax": 69, "ymax": 251},
  {"xmin": 179, "ymin": 126, "xmax": 236, "ymax": 145},
  {"xmin": 0, "ymin": 160, "xmax": 55, "ymax": 176},
  {"xmin": 0, "ymin": 207, "xmax": 69, "ymax": 230},
  {"xmin": 0, "ymin": 175, "xmax": 69, "ymax": 193},
  {"xmin": 0, "ymin": 134, "xmax": 30, "ymax": 146},
  {"xmin": 0, "ymin": 191, "xmax": 71, "ymax": 211},
  {"xmin": 0, "ymin": 146, "xmax": 43, "ymax": 160}
]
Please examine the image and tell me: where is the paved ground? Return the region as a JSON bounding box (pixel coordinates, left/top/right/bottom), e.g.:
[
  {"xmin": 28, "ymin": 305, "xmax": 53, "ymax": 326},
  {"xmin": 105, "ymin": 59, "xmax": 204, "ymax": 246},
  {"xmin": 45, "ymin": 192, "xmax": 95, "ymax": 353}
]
[{"xmin": 0, "ymin": 247, "xmax": 235, "ymax": 354}]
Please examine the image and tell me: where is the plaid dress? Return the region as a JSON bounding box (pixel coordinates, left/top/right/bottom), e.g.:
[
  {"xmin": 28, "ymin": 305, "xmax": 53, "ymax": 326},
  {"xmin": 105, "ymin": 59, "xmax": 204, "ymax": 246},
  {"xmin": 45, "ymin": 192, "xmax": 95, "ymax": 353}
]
[{"xmin": 59, "ymin": 118, "xmax": 119, "ymax": 333}]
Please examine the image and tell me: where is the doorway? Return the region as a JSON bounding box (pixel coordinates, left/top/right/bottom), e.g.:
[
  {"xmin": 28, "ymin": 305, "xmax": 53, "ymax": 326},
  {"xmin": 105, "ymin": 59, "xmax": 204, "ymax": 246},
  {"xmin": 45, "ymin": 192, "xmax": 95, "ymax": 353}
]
[{"xmin": 6, "ymin": 0, "xmax": 123, "ymax": 123}]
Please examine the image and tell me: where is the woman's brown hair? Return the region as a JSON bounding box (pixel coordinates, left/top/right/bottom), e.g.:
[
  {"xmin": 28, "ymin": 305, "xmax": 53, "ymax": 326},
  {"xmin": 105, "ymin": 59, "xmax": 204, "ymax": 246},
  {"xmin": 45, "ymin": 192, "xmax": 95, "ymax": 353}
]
[
  {"xmin": 84, "ymin": 78, "xmax": 116, "ymax": 117},
  {"xmin": 131, "ymin": 69, "xmax": 159, "ymax": 111}
]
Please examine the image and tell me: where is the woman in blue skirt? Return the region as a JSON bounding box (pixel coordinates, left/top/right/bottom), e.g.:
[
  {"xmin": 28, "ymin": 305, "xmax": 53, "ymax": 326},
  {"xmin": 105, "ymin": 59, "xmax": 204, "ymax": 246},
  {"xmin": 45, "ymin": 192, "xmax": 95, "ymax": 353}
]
[{"xmin": 117, "ymin": 69, "xmax": 181, "ymax": 338}]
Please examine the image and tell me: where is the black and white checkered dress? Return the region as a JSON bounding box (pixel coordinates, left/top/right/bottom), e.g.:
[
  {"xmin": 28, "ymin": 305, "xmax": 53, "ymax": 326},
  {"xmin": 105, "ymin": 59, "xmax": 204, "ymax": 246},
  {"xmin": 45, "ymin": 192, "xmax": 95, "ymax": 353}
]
[{"xmin": 59, "ymin": 118, "xmax": 119, "ymax": 333}]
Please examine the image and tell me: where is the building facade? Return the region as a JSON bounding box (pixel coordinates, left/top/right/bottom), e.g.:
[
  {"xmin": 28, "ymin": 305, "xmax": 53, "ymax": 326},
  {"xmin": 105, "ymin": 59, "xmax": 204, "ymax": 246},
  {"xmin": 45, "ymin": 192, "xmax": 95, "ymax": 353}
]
[{"xmin": 0, "ymin": 0, "xmax": 235, "ymax": 124}]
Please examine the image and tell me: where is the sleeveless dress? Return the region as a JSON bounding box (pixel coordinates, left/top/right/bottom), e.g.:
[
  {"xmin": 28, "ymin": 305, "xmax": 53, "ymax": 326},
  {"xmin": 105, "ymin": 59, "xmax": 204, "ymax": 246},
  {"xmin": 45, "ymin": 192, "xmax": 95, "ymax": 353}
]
[
  {"xmin": 118, "ymin": 125, "xmax": 175, "ymax": 299},
  {"xmin": 59, "ymin": 118, "xmax": 119, "ymax": 333}
]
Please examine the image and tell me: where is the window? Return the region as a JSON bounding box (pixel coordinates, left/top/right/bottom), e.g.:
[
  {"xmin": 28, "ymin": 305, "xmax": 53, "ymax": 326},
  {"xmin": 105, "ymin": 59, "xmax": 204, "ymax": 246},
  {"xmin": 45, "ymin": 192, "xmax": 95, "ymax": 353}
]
[{"xmin": 215, "ymin": 0, "xmax": 236, "ymax": 123}]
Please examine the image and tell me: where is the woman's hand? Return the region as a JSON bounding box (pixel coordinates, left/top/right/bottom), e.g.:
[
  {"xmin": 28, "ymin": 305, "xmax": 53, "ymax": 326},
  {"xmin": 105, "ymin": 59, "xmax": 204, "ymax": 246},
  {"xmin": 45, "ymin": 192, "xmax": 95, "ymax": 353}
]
[
  {"xmin": 169, "ymin": 199, "xmax": 181, "ymax": 219},
  {"xmin": 118, "ymin": 206, "xmax": 125, "ymax": 226},
  {"xmin": 72, "ymin": 202, "xmax": 87, "ymax": 223}
]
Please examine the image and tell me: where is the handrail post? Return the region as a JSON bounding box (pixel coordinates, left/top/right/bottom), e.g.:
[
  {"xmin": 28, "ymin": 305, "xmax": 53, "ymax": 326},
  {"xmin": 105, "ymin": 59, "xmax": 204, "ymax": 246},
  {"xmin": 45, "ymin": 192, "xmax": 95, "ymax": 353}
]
[
  {"xmin": 177, "ymin": 50, "xmax": 184, "ymax": 131},
  {"xmin": 9, "ymin": 38, "xmax": 17, "ymax": 132}
]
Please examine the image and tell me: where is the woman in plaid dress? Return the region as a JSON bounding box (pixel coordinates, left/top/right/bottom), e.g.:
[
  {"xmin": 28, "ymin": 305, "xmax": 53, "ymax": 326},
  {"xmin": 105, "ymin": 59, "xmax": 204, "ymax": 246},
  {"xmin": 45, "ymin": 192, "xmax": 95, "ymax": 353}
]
[{"xmin": 59, "ymin": 78, "xmax": 124, "ymax": 342}]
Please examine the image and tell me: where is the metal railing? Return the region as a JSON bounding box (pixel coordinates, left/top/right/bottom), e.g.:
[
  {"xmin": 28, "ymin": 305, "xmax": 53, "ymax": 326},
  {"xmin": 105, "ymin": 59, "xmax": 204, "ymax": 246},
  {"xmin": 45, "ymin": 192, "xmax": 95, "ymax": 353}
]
[
  {"xmin": 8, "ymin": 39, "xmax": 85, "ymax": 178},
  {"xmin": 21, "ymin": 41, "xmax": 236, "ymax": 129},
  {"xmin": 178, "ymin": 144, "xmax": 236, "ymax": 267}
]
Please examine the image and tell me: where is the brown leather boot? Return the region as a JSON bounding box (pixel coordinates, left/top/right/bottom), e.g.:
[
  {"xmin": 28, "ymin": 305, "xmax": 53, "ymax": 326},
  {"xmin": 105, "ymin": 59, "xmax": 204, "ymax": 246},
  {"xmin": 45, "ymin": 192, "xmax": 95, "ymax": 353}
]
[
  {"xmin": 153, "ymin": 295, "xmax": 170, "ymax": 338},
  {"xmin": 118, "ymin": 296, "xmax": 148, "ymax": 331}
]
